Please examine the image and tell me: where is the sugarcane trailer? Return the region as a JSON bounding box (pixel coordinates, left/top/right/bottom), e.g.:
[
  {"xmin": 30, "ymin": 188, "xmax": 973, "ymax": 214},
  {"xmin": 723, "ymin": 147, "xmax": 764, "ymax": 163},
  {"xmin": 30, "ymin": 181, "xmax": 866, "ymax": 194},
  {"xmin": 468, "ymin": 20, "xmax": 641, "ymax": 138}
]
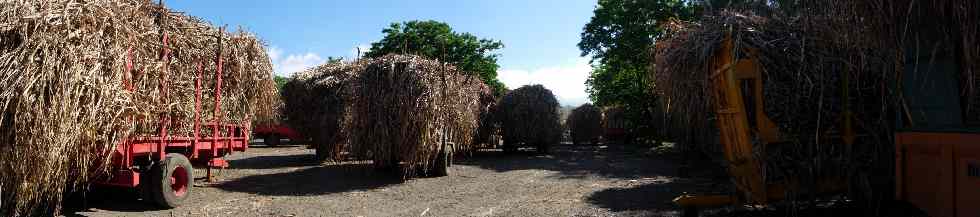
[{"xmin": 94, "ymin": 14, "xmax": 249, "ymax": 208}]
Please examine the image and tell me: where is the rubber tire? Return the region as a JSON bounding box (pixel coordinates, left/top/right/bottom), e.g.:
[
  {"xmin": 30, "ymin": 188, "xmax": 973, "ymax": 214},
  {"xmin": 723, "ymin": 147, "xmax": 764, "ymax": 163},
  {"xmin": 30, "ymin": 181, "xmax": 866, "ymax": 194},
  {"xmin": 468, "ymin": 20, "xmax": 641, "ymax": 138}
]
[
  {"xmin": 502, "ymin": 141, "xmax": 518, "ymax": 154},
  {"xmin": 445, "ymin": 143, "xmax": 455, "ymax": 167},
  {"xmin": 536, "ymin": 143, "xmax": 550, "ymax": 154},
  {"xmin": 431, "ymin": 147, "xmax": 450, "ymax": 177},
  {"xmin": 148, "ymin": 153, "xmax": 193, "ymax": 208},
  {"xmin": 314, "ymin": 143, "xmax": 330, "ymax": 163},
  {"xmin": 264, "ymin": 134, "xmax": 281, "ymax": 147}
]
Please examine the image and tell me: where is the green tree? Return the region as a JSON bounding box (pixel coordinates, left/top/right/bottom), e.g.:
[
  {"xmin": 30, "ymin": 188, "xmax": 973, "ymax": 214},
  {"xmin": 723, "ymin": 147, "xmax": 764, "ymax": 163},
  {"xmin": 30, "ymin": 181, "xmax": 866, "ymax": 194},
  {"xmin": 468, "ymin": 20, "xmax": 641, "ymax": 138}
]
[
  {"xmin": 579, "ymin": 0, "xmax": 696, "ymax": 136},
  {"xmin": 274, "ymin": 75, "xmax": 287, "ymax": 90},
  {"xmin": 326, "ymin": 56, "xmax": 344, "ymax": 64},
  {"xmin": 365, "ymin": 20, "xmax": 507, "ymax": 96}
]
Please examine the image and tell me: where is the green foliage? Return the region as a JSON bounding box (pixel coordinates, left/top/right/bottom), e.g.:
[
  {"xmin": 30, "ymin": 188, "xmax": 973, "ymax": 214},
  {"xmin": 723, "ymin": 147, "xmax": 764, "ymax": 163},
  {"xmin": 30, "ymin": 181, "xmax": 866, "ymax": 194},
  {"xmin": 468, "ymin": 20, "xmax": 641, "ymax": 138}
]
[
  {"xmin": 579, "ymin": 0, "xmax": 695, "ymax": 69},
  {"xmin": 366, "ymin": 20, "xmax": 507, "ymax": 96},
  {"xmin": 274, "ymin": 75, "xmax": 287, "ymax": 90},
  {"xmin": 579, "ymin": 0, "xmax": 696, "ymax": 134},
  {"xmin": 327, "ymin": 56, "xmax": 344, "ymax": 64}
]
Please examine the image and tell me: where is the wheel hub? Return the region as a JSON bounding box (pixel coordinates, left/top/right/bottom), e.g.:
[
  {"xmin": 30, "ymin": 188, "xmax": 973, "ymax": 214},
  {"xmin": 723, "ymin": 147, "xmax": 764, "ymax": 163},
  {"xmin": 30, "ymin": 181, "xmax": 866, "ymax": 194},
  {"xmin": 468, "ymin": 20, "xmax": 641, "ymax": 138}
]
[{"xmin": 170, "ymin": 166, "xmax": 189, "ymax": 197}]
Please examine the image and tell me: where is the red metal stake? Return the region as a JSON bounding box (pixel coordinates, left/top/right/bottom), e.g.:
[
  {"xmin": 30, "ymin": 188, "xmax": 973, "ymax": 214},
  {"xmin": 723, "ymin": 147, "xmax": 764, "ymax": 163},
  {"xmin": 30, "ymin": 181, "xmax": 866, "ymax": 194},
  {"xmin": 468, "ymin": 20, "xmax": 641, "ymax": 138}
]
[
  {"xmin": 208, "ymin": 32, "xmax": 224, "ymax": 182},
  {"xmin": 157, "ymin": 32, "xmax": 170, "ymax": 161},
  {"xmin": 123, "ymin": 45, "xmax": 134, "ymax": 169},
  {"xmin": 193, "ymin": 61, "xmax": 202, "ymax": 159}
]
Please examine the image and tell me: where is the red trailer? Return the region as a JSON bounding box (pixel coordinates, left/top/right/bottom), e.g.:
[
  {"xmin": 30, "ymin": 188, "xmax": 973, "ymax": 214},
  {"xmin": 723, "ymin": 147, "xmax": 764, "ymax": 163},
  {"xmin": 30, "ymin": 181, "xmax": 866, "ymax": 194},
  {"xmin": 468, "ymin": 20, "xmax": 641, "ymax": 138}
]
[
  {"xmin": 95, "ymin": 27, "xmax": 249, "ymax": 208},
  {"xmin": 252, "ymin": 124, "xmax": 303, "ymax": 147}
]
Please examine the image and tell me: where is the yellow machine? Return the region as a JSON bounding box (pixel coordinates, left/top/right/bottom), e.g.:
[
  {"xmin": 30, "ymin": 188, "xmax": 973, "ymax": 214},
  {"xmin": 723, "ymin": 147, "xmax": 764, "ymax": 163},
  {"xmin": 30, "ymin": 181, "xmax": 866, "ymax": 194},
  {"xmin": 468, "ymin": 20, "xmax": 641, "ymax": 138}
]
[{"xmin": 672, "ymin": 34, "xmax": 848, "ymax": 212}]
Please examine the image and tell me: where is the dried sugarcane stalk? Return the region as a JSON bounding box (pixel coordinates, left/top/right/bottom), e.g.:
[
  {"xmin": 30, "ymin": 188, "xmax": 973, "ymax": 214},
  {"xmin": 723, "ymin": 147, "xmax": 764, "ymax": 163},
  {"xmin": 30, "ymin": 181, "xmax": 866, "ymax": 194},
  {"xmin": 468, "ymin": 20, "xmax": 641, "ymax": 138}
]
[
  {"xmin": 497, "ymin": 85, "xmax": 561, "ymax": 151},
  {"xmin": 567, "ymin": 103, "xmax": 602, "ymax": 145},
  {"xmin": 0, "ymin": 1, "xmax": 278, "ymax": 216}
]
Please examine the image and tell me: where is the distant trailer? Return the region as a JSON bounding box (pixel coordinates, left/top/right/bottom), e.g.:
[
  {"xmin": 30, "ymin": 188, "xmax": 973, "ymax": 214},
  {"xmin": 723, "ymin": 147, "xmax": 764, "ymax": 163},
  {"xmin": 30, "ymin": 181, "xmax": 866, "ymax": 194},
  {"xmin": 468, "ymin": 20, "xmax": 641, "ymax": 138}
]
[
  {"xmin": 602, "ymin": 107, "xmax": 627, "ymax": 144},
  {"xmin": 253, "ymin": 124, "xmax": 303, "ymax": 147}
]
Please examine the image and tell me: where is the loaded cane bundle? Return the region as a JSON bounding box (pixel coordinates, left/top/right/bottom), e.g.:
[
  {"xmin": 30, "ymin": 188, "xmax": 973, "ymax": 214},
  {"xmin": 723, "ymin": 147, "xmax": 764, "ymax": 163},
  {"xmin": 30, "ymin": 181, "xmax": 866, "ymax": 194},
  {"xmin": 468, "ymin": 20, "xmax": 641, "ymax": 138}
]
[
  {"xmin": 346, "ymin": 54, "xmax": 482, "ymax": 177},
  {"xmin": 0, "ymin": 1, "xmax": 278, "ymax": 216},
  {"xmin": 497, "ymin": 85, "xmax": 561, "ymax": 151},
  {"xmin": 567, "ymin": 104, "xmax": 602, "ymax": 145},
  {"xmin": 281, "ymin": 60, "xmax": 366, "ymax": 161},
  {"xmin": 471, "ymin": 81, "xmax": 498, "ymax": 148},
  {"xmin": 652, "ymin": 10, "xmax": 891, "ymax": 200}
]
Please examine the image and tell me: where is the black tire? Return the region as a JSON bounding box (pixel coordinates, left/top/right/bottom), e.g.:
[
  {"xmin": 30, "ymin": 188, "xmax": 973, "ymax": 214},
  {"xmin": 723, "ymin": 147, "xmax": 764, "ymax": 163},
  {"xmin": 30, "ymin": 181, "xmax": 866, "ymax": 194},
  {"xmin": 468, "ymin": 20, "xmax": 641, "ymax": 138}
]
[
  {"xmin": 148, "ymin": 153, "xmax": 193, "ymax": 208},
  {"xmin": 314, "ymin": 143, "xmax": 330, "ymax": 163},
  {"xmin": 446, "ymin": 143, "xmax": 454, "ymax": 167},
  {"xmin": 264, "ymin": 134, "xmax": 281, "ymax": 147},
  {"xmin": 537, "ymin": 143, "xmax": 550, "ymax": 154},
  {"xmin": 502, "ymin": 143, "xmax": 518, "ymax": 154},
  {"xmin": 431, "ymin": 146, "xmax": 450, "ymax": 177}
]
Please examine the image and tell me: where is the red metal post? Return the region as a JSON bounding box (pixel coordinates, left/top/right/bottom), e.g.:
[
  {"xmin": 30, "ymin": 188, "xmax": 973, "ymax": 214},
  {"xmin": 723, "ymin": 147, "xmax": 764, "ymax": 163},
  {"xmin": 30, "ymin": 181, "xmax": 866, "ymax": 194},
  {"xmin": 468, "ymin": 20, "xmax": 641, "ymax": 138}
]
[
  {"xmin": 157, "ymin": 32, "xmax": 170, "ymax": 161},
  {"xmin": 244, "ymin": 117, "xmax": 250, "ymax": 150},
  {"xmin": 123, "ymin": 46, "xmax": 134, "ymax": 169},
  {"xmin": 193, "ymin": 61, "xmax": 202, "ymax": 159},
  {"xmin": 213, "ymin": 55, "xmax": 223, "ymax": 158},
  {"xmin": 208, "ymin": 32, "xmax": 224, "ymax": 181}
]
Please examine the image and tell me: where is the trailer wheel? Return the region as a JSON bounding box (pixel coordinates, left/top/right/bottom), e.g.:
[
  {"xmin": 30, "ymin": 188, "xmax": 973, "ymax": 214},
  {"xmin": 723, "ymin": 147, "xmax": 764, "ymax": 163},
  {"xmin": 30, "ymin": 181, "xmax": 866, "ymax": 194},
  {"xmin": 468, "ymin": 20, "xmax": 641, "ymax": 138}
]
[
  {"xmin": 314, "ymin": 143, "xmax": 330, "ymax": 163},
  {"xmin": 447, "ymin": 143, "xmax": 454, "ymax": 167},
  {"xmin": 431, "ymin": 144, "xmax": 452, "ymax": 177},
  {"xmin": 264, "ymin": 134, "xmax": 281, "ymax": 147},
  {"xmin": 148, "ymin": 153, "xmax": 193, "ymax": 208},
  {"xmin": 536, "ymin": 143, "xmax": 550, "ymax": 154},
  {"xmin": 502, "ymin": 142, "xmax": 518, "ymax": 154}
]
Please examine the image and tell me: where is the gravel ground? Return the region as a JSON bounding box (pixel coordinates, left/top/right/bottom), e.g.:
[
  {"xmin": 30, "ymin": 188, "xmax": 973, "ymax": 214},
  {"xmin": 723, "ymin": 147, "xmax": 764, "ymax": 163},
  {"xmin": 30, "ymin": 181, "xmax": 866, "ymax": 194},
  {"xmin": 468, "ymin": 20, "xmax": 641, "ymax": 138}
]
[{"xmin": 64, "ymin": 143, "xmax": 728, "ymax": 217}]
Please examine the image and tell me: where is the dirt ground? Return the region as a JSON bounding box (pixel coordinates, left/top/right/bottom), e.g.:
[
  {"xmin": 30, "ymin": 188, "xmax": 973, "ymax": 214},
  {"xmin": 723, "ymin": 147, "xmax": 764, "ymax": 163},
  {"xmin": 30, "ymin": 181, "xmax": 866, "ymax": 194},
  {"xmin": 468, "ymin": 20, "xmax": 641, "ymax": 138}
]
[{"xmin": 63, "ymin": 143, "xmax": 733, "ymax": 217}]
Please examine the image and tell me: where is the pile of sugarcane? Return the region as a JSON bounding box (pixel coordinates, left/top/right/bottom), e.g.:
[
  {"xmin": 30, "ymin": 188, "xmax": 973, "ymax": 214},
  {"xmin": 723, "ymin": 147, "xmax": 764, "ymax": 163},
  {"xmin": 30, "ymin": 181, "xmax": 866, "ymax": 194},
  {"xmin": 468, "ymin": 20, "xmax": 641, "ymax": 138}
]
[
  {"xmin": 281, "ymin": 60, "xmax": 366, "ymax": 161},
  {"xmin": 567, "ymin": 103, "xmax": 602, "ymax": 145},
  {"xmin": 656, "ymin": 11, "xmax": 890, "ymax": 144},
  {"xmin": 826, "ymin": 0, "xmax": 980, "ymax": 125},
  {"xmin": 0, "ymin": 0, "xmax": 278, "ymax": 216},
  {"xmin": 652, "ymin": 10, "xmax": 890, "ymax": 202},
  {"xmin": 346, "ymin": 54, "xmax": 483, "ymax": 177},
  {"xmin": 471, "ymin": 81, "xmax": 499, "ymax": 148},
  {"xmin": 496, "ymin": 85, "xmax": 561, "ymax": 152},
  {"xmin": 653, "ymin": 0, "xmax": 978, "ymax": 204},
  {"xmin": 285, "ymin": 55, "xmax": 485, "ymax": 177}
]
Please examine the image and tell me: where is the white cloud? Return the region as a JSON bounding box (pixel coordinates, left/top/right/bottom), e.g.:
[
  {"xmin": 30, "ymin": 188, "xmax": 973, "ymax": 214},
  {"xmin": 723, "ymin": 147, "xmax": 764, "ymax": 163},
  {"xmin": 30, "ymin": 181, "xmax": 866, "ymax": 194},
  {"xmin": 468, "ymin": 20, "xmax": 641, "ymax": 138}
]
[
  {"xmin": 498, "ymin": 58, "xmax": 593, "ymax": 106},
  {"xmin": 267, "ymin": 46, "xmax": 326, "ymax": 77}
]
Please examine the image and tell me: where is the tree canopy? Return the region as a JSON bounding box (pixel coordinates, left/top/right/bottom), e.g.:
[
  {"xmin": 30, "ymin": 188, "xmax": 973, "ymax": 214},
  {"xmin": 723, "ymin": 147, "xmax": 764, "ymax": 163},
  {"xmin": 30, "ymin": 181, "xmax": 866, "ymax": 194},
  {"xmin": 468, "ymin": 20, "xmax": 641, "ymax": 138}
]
[
  {"xmin": 579, "ymin": 0, "xmax": 697, "ymax": 135},
  {"xmin": 365, "ymin": 20, "xmax": 507, "ymax": 96}
]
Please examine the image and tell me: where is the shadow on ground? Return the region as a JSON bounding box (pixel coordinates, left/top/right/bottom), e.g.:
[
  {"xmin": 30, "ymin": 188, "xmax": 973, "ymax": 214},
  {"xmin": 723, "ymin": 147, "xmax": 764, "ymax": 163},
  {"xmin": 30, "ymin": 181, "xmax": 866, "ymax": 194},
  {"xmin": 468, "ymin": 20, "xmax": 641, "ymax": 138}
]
[
  {"xmin": 458, "ymin": 144, "xmax": 693, "ymax": 180},
  {"xmin": 586, "ymin": 179, "xmax": 716, "ymax": 213},
  {"xmin": 247, "ymin": 141, "xmax": 305, "ymax": 149},
  {"xmin": 62, "ymin": 186, "xmax": 163, "ymax": 215},
  {"xmin": 587, "ymin": 181, "xmax": 928, "ymax": 217},
  {"xmin": 215, "ymin": 162, "xmax": 402, "ymax": 196},
  {"xmin": 228, "ymin": 153, "xmax": 318, "ymax": 169}
]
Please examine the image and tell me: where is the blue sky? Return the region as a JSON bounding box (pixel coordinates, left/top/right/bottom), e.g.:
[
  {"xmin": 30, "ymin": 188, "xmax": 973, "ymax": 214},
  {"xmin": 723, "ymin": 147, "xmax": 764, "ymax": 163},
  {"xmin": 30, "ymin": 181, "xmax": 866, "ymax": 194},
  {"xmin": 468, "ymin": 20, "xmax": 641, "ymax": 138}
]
[{"xmin": 167, "ymin": 0, "xmax": 597, "ymax": 106}]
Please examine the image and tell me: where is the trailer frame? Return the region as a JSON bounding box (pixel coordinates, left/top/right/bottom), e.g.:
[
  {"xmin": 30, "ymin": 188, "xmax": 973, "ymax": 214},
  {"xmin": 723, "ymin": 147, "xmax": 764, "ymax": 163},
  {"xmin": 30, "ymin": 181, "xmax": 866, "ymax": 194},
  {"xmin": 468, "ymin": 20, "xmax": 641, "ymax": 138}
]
[{"xmin": 95, "ymin": 14, "xmax": 248, "ymax": 208}]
